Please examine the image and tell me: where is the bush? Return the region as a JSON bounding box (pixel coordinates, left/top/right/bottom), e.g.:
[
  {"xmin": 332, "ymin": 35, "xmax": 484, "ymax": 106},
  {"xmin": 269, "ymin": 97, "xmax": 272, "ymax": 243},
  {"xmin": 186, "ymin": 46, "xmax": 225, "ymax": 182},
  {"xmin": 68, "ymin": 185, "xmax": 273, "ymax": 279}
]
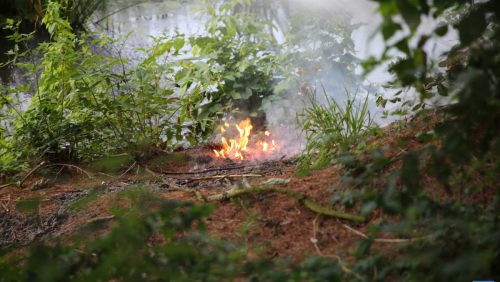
[{"xmin": 1, "ymin": 1, "xmax": 201, "ymax": 165}]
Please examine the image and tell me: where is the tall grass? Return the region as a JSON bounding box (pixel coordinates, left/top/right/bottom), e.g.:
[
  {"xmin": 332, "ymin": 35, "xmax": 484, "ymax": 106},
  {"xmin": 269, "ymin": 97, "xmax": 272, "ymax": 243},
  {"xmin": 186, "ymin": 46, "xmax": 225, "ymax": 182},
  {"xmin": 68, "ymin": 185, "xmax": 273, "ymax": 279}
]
[{"xmin": 298, "ymin": 87, "xmax": 373, "ymax": 168}]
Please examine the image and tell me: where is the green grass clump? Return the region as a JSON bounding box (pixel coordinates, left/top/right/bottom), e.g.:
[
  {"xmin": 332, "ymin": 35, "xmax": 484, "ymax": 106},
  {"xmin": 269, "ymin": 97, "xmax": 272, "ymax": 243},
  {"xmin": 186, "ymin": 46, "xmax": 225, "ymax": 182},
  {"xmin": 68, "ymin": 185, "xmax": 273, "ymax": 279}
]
[{"xmin": 298, "ymin": 88, "xmax": 373, "ymax": 168}]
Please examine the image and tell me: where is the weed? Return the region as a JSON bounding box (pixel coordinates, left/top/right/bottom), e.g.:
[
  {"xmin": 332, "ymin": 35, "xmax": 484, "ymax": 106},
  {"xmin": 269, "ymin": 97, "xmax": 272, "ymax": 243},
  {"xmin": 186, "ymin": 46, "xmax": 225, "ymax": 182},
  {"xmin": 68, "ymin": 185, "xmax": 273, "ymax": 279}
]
[{"xmin": 298, "ymin": 86, "xmax": 373, "ymax": 168}]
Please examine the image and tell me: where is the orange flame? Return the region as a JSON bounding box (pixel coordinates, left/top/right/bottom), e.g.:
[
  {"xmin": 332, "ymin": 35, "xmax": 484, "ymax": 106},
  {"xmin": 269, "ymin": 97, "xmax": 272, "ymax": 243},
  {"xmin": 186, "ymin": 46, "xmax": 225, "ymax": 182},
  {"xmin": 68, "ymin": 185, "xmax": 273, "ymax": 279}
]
[{"xmin": 213, "ymin": 118, "xmax": 276, "ymax": 160}]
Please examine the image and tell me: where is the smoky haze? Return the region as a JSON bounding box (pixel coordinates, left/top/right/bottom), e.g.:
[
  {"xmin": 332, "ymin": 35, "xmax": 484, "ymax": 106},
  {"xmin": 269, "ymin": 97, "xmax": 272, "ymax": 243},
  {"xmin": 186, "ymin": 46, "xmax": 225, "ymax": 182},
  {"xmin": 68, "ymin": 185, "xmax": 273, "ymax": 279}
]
[
  {"xmin": 261, "ymin": 0, "xmax": 458, "ymax": 158},
  {"xmin": 94, "ymin": 0, "xmax": 455, "ymax": 159},
  {"xmin": 258, "ymin": 0, "xmax": 384, "ymax": 158}
]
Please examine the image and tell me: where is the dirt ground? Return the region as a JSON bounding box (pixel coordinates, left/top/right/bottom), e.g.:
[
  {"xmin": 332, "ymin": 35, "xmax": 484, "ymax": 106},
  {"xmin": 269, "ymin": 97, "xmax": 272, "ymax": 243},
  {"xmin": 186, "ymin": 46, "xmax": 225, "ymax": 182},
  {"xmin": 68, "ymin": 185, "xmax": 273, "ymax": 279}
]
[{"xmin": 0, "ymin": 111, "xmax": 494, "ymax": 261}]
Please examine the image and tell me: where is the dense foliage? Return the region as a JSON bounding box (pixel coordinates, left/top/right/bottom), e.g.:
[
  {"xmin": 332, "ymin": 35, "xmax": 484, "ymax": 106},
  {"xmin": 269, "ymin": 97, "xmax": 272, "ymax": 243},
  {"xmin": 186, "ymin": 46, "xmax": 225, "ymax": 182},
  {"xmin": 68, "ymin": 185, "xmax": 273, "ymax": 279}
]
[
  {"xmin": 1, "ymin": 1, "xmax": 192, "ymax": 167},
  {"xmin": 338, "ymin": 0, "xmax": 500, "ymax": 280}
]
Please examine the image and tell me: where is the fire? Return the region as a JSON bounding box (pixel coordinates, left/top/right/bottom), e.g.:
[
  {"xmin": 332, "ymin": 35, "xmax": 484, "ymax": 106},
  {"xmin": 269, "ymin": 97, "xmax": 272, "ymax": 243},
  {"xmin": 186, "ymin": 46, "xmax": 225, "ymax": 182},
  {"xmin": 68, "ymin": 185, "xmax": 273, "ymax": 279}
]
[{"xmin": 213, "ymin": 118, "xmax": 277, "ymax": 160}]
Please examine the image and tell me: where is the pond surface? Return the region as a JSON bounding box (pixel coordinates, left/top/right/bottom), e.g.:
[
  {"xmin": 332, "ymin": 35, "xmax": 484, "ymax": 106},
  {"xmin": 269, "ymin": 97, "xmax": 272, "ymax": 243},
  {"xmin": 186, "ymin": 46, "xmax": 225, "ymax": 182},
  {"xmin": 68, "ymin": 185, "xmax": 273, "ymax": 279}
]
[
  {"xmin": 1, "ymin": 0, "xmax": 385, "ymax": 83},
  {"xmin": 90, "ymin": 0, "xmax": 383, "ymax": 57},
  {"xmin": 91, "ymin": 0, "xmax": 204, "ymax": 57}
]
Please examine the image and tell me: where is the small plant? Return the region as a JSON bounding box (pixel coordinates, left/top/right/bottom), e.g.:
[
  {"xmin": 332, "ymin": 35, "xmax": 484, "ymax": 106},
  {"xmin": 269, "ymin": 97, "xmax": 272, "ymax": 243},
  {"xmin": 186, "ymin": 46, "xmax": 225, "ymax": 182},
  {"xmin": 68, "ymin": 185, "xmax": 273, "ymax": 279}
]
[{"xmin": 298, "ymin": 87, "xmax": 373, "ymax": 168}]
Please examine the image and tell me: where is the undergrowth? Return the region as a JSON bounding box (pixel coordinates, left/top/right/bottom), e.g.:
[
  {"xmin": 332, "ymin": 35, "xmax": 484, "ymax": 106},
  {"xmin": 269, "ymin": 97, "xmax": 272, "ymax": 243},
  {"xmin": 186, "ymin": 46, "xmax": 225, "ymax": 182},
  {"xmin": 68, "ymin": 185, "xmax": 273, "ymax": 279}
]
[
  {"xmin": 0, "ymin": 189, "xmax": 345, "ymax": 282},
  {"xmin": 322, "ymin": 0, "xmax": 500, "ymax": 280}
]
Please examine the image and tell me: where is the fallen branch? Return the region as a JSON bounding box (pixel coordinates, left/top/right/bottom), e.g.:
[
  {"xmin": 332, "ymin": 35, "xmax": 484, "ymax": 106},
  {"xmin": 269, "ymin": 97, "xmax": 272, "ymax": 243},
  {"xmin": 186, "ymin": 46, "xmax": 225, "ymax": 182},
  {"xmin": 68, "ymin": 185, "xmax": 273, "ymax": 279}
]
[
  {"xmin": 0, "ymin": 183, "xmax": 17, "ymax": 190},
  {"xmin": 311, "ymin": 215, "xmax": 363, "ymax": 280},
  {"xmin": 160, "ymin": 178, "xmax": 365, "ymax": 223},
  {"xmin": 160, "ymin": 165, "xmax": 246, "ymax": 175},
  {"xmin": 2, "ymin": 163, "xmax": 93, "ymax": 189},
  {"xmin": 339, "ymin": 221, "xmax": 435, "ymax": 243},
  {"xmin": 87, "ymin": 215, "xmax": 116, "ymax": 224},
  {"xmin": 1, "ymin": 162, "xmax": 47, "ymax": 190},
  {"xmin": 19, "ymin": 162, "xmax": 47, "ymax": 187},
  {"xmin": 117, "ymin": 161, "xmax": 137, "ymax": 179},
  {"xmin": 187, "ymin": 174, "xmax": 262, "ymax": 181}
]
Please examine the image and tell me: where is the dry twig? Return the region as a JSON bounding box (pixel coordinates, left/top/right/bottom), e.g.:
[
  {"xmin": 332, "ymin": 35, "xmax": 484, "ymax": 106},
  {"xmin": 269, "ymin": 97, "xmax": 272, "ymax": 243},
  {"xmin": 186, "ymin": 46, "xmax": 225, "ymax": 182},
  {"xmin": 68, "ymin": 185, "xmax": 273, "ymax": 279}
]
[
  {"xmin": 187, "ymin": 174, "xmax": 262, "ymax": 181},
  {"xmin": 20, "ymin": 163, "xmax": 92, "ymax": 188},
  {"xmin": 339, "ymin": 221, "xmax": 434, "ymax": 243},
  {"xmin": 160, "ymin": 165, "xmax": 246, "ymax": 175},
  {"xmin": 160, "ymin": 177, "xmax": 365, "ymax": 223},
  {"xmin": 117, "ymin": 161, "xmax": 137, "ymax": 179},
  {"xmin": 311, "ymin": 215, "xmax": 363, "ymax": 280},
  {"xmin": 87, "ymin": 215, "xmax": 116, "ymax": 224}
]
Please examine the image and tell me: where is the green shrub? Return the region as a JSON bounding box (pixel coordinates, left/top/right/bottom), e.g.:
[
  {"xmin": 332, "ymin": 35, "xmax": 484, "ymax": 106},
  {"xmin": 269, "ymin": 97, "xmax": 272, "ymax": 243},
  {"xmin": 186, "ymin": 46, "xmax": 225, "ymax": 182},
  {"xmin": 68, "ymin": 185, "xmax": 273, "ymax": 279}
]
[
  {"xmin": 171, "ymin": 0, "xmax": 282, "ymax": 122},
  {"xmin": 332, "ymin": 0, "xmax": 500, "ymax": 280},
  {"xmin": 1, "ymin": 1, "xmax": 201, "ymax": 165}
]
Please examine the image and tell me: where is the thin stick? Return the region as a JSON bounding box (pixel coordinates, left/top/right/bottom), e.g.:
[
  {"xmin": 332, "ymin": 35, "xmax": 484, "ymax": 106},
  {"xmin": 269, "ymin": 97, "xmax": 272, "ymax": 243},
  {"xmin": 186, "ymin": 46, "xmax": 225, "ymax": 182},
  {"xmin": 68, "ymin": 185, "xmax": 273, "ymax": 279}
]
[
  {"xmin": 97, "ymin": 172, "xmax": 115, "ymax": 178},
  {"xmin": 44, "ymin": 164, "xmax": 93, "ymax": 179},
  {"xmin": 311, "ymin": 215, "xmax": 363, "ymax": 280},
  {"xmin": 161, "ymin": 178, "xmax": 206, "ymax": 201},
  {"xmin": 160, "ymin": 165, "xmax": 246, "ymax": 175},
  {"xmin": 311, "ymin": 215, "xmax": 322, "ymax": 254},
  {"xmin": 87, "ymin": 215, "xmax": 115, "ymax": 224},
  {"xmin": 0, "ymin": 183, "xmax": 16, "ymax": 190},
  {"xmin": 117, "ymin": 161, "xmax": 137, "ymax": 179},
  {"xmin": 93, "ymin": 0, "xmax": 150, "ymax": 24},
  {"xmin": 144, "ymin": 167, "xmax": 159, "ymax": 177},
  {"xmin": 160, "ymin": 177, "xmax": 365, "ymax": 223},
  {"xmin": 340, "ymin": 221, "xmax": 434, "ymax": 243},
  {"xmin": 19, "ymin": 163, "xmax": 92, "ymax": 188},
  {"xmin": 187, "ymin": 174, "xmax": 262, "ymax": 181}
]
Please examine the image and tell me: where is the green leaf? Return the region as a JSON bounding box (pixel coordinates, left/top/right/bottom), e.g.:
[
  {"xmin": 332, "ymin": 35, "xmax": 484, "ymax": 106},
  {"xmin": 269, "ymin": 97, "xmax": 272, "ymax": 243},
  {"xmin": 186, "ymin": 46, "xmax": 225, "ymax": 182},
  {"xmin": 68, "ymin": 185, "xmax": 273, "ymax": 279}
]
[
  {"xmin": 401, "ymin": 154, "xmax": 420, "ymax": 191},
  {"xmin": 382, "ymin": 19, "xmax": 401, "ymax": 40},
  {"xmin": 437, "ymin": 84, "xmax": 448, "ymax": 96},
  {"xmin": 396, "ymin": 0, "xmax": 421, "ymax": 32},
  {"xmin": 457, "ymin": 8, "xmax": 487, "ymax": 45},
  {"xmin": 434, "ymin": 24, "xmax": 448, "ymax": 36},
  {"xmin": 230, "ymin": 91, "xmax": 241, "ymax": 99},
  {"xmin": 242, "ymin": 88, "xmax": 252, "ymax": 99},
  {"xmin": 172, "ymin": 37, "xmax": 185, "ymax": 52}
]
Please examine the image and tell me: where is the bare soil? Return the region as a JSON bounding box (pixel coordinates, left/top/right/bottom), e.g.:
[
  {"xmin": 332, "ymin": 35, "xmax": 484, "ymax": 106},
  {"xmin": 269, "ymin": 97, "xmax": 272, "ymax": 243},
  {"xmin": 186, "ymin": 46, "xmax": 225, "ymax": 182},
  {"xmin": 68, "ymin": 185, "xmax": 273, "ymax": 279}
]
[{"xmin": 0, "ymin": 111, "xmax": 495, "ymax": 261}]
